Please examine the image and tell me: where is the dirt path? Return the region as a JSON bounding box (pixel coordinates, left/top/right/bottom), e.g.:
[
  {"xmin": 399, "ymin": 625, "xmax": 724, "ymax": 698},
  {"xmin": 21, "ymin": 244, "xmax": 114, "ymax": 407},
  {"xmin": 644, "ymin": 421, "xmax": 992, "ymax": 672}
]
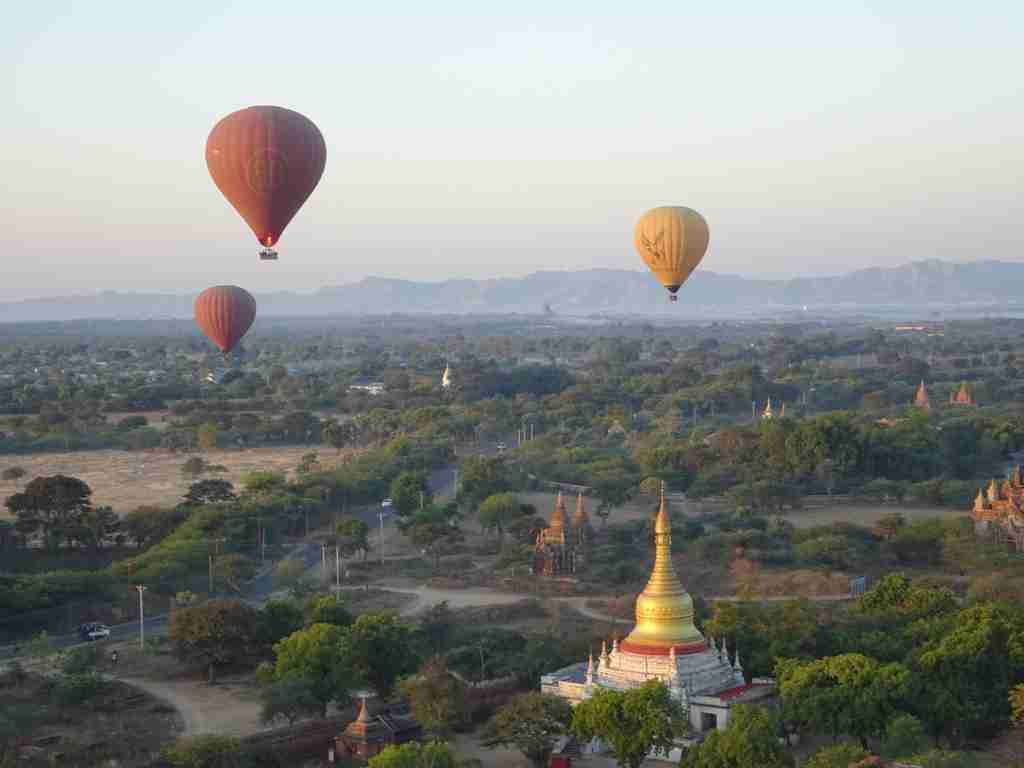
[{"xmin": 120, "ymin": 675, "xmax": 265, "ymax": 737}]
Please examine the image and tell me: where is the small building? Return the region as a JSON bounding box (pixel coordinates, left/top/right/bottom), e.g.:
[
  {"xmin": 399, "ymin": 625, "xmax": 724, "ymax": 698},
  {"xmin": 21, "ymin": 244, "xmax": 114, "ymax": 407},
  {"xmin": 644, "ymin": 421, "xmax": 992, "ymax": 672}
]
[{"xmin": 335, "ymin": 698, "xmax": 422, "ymax": 762}]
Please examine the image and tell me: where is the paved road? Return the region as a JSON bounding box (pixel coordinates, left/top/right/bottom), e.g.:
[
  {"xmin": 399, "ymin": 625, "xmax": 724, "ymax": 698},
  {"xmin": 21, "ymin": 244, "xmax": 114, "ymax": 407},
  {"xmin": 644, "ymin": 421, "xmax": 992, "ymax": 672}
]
[{"xmin": 0, "ymin": 541, "xmax": 322, "ymax": 660}]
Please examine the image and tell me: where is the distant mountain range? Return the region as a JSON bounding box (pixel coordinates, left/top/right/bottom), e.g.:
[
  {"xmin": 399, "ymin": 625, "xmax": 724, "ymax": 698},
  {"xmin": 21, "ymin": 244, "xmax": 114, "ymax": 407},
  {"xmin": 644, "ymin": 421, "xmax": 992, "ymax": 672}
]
[{"xmin": 3, "ymin": 259, "xmax": 1024, "ymax": 323}]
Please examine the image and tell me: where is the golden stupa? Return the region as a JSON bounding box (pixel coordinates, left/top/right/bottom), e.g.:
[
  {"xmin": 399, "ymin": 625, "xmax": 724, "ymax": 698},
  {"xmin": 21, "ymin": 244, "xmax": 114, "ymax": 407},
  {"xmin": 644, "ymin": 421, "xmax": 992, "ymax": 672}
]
[
  {"xmin": 621, "ymin": 484, "xmax": 704, "ymax": 654},
  {"xmin": 546, "ymin": 492, "xmax": 567, "ymax": 540}
]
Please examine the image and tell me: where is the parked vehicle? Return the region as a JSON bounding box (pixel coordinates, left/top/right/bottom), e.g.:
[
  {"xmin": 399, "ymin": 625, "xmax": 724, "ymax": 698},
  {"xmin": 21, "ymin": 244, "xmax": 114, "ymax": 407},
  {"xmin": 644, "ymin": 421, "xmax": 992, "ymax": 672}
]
[{"xmin": 78, "ymin": 622, "xmax": 111, "ymax": 641}]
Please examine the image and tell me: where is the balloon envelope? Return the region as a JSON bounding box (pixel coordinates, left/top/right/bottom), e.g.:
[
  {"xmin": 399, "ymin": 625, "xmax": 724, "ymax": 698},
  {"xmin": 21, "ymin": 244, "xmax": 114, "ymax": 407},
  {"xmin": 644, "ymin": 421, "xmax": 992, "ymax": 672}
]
[
  {"xmin": 195, "ymin": 286, "xmax": 257, "ymax": 354},
  {"xmin": 206, "ymin": 106, "xmax": 326, "ymax": 248},
  {"xmin": 634, "ymin": 207, "xmax": 710, "ymax": 299}
]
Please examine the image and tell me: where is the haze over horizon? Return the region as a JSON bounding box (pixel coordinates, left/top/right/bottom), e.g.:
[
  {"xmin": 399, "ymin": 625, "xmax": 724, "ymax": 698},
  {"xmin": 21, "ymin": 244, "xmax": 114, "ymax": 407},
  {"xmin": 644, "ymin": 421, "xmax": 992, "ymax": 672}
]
[{"xmin": 4, "ymin": 2, "xmax": 1021, "ymax": 302}]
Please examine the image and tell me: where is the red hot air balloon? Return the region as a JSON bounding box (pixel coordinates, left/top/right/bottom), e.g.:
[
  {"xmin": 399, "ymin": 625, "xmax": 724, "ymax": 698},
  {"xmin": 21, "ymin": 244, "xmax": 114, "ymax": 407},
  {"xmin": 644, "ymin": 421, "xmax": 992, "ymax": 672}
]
[
  {"xmin": 195, "ymin": 286, "xmax": 257, "ymax": 354},
  {"xmin": 206, "ymin": 106, "xmax": 326, "ymax": 260}
]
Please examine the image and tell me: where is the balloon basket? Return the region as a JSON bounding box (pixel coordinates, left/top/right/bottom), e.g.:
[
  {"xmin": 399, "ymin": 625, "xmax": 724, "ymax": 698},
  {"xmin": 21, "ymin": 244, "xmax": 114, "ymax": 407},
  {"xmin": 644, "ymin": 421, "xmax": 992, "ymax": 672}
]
[
  {"xmin": 669, "ymin": 294, "xmax": 678, "ymax": 302},
  {"xmin": 259, "ymin": 248, "xmax": 278, "ymax": 261}
]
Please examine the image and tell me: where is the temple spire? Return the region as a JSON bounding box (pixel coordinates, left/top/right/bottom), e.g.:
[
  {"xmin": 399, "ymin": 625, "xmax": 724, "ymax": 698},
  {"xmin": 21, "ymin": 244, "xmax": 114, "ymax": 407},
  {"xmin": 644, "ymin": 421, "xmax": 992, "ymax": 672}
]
[
  {"xmin": 621, "ymin": 483, "xmax": 703, "ymax": 652},
  {"xmin": 914, "ymin": 380, "xmax": 931, "ymax": 411},
  {"xmin": 356, "ymin": 696, "xmax": 372, "ymax": 724}
]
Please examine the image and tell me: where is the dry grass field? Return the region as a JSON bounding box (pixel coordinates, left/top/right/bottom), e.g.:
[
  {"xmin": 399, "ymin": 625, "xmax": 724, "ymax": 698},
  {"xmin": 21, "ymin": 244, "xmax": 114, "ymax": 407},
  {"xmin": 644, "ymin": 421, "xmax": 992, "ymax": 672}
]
[{"xmin": 0, "ymin": 446, "xmax": 333, "ymax": 516}]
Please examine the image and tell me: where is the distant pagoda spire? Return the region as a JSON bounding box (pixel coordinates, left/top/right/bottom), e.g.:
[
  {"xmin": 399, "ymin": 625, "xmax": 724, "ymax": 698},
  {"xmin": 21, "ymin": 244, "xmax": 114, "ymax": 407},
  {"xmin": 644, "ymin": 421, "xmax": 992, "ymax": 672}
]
[{"xmin": 914, "ymin": 380, "xmax": 931, "ymax": 411}]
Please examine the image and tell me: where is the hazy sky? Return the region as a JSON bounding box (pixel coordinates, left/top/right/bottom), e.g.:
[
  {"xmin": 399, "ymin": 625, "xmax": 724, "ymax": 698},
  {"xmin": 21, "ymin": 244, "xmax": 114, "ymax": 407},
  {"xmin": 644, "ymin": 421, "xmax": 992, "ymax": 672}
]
[{"xmin": 2, "ymin": 1, "xmax": 1021, "ymax": 300}]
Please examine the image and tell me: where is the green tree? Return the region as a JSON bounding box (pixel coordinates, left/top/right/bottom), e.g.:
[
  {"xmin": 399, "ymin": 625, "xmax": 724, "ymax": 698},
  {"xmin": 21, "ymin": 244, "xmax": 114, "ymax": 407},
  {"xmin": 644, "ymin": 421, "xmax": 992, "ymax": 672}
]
[
  {"xmin": 307, "ymin": 595, "xmax": 353, "ymax": 627},
  {"xmin": 336, "ymin": 516, "xmax": 370, "ymax": 561},
  {"xmin": 168, "ymin": 599, "xmax": 260, "ymax": 684},
  {"xmin": 241, "ymin": 471, "xmax": 287, "ymax": 495},
  {"xmin": 161, "ymin": 735, "xmax": 242, "ymax": 768},
  {"xmin": 274, "ymin": 558, "xmax": 315, "ymax": 598},
  {"xmin": 680, "ymin": 705, "xmax": 790, "ymax": 768},
  {"xmin": 390, "ymin": 471, "xmax": 431, "ymax": 516},
  {"xmin": 571, "ymin": 681, "xmax": 684, "ymax": 768},
  {"xmin": 341, "ymin": 613, "xmax": 419, "ymax": 698},
  {"xmin": 1011, "ymin": 683, "xmax": 1024, "ymax": 725},
  {"xmin": 777, "ymin": 653, "xmax": 911, "ymax": 748},
  {"xmin": 271, "ymin": 623, "xmax": 351, "ymax": 717},
  {"xmin": 183, "ymin": 479, "xmax": 237, "ymax": 505},
  {"xmin": 882, "ymin": 714, "xmax": 928, "ymax": 759},
  {"xmin": 399, "ymin": 656, "xmax": 469, "ymax": 738},
  {"xmin": 914, "ymin": 602, "xmax": 1022, "ymax": 745},
  {"xmin": 417, "ymin": 601, "xmax": 455, "ymax": 655},
  {"xmin": 297, "ymin": 452, "xmax": 320, "ymax": 475},
  {"xmin": 478, "ymin": 492, "xmax": 520, "ymax": 539},
  {"xmin": 74, "ymin": 505, "xmax": 120, "ymax": 551},
  {"xmin": 591, "ymin": 467, "xmax": 635, "ymax": 526},
  {"xmin": 481, "ymin": 692, "xmax": 573, "ymax": 768},
  {"xmin": 6, "ymin": 474, "xmax": 93, "ymax": 548},
  {"xmin": 322, "ymin": 419, "xmax": 358, "ymax": 452},
  {"xmin": 367, "ymin": 741, "xmax": 458, "ymax": 768},
  {"xmin": 123, "ymin": 505, "xmax": 188, "ymax": 549},
  {"xmin": 458, "ymin": 456, "xmax": 509, "ymax": 510},
  {"xmin": 803, "ymin": 743, "xmax": 867, "ymax": 768},
  {"xmin": 260, "ymin": 676, "xmax": 322, "ymax": 726},
  {"xmin": 257, "ymin": 598, "xmax": 305, "ymax": 647},
  {"xmin": 197, "ymin": 422, "xmax": 219, "ymax": 451},
  {"xmin": 403, "ymin": 504, "xmax": 465, "ymax": 570}
]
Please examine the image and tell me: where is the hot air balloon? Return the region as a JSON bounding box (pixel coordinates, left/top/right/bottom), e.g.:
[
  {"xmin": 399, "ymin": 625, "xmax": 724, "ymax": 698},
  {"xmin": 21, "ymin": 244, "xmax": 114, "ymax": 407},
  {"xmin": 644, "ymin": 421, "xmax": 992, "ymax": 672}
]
[
  {"xmin": 634, "ymin": 206, "xmax": 710, "ymax": 302},
  {"xmin": 206, "ymin": 106, "xmax": 327, "ymax": 261},
  {"xmin": 195, "ymin": 286, "xmax": 257, "ymax": 354}
]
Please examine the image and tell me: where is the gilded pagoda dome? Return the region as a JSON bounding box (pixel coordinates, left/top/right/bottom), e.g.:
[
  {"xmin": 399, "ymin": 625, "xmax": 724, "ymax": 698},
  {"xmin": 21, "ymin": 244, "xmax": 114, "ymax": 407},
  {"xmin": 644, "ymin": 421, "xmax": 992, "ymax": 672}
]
[{"xmin": 621, "ymin": 486, "xmax": 704, "ymax": 655}]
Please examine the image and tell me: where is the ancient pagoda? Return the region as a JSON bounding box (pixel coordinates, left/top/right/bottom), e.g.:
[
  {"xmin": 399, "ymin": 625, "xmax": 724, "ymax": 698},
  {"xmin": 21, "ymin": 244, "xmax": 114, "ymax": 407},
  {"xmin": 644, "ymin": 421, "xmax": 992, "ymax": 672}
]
[
  {"xmin": 972, "ymin": 466, "xmax": 1024, "ymax": 551},
  {"xmin": 441, "ymin": 364, "xmax": 452, "ymax": 390},
  {"xmin": 541, "ymin": 486, "xmax": 775, "ymax": 748},
  {"xmin": 914, "ymin": 381, "xmax": 931, "ymax": 411},
  {"xmin": 950, "ymin": 382, "xmax": 976, "ymax": 406},
  {"xmin": 534, "ymin": 491, "xmax": 588, "ymax": 576}
]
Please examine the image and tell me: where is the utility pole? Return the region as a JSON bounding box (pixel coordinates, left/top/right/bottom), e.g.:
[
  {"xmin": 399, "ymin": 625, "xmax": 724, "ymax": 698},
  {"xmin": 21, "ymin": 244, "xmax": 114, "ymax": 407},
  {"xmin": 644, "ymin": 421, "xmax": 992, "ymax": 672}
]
[
  {"xmin": 379, "ymin": 508, "xmax": 385, "ymax": 565},
  {"xmin": 204, "ymin": 537, "xmax": 225, "ymax": 596},
  {"xmin": 134, "ymin": 584, "xmax": 146, "ymax": 649},
  {"xmin": 335, "ymin": 545, "xmax": 341, "ymax": 590}
]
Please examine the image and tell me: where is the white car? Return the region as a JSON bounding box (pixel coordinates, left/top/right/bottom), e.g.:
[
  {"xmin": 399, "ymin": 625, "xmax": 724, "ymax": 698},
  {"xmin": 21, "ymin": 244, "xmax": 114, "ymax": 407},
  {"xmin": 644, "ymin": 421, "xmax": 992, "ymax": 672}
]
[
  {"xmin": 381, "ymin": 498, "xmax": 393, "ymax": 508},
  {"xmin": 78, "ymin": 623, "xmax": 111, "ymax": 641}
]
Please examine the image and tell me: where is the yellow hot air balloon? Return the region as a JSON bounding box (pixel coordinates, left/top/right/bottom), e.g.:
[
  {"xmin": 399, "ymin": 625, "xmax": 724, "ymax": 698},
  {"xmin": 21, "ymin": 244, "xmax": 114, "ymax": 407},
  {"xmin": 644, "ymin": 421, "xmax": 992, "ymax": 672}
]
[{"xmin": 634, "ymin": 206, "xmax": 710, "ymax": 302}]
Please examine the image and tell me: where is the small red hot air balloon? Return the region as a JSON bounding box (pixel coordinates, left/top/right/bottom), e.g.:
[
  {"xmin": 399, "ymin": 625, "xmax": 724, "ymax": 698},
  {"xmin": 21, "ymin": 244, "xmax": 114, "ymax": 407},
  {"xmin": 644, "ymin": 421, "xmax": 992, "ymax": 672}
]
[
  {"xmin": 195, "ymin": 286, "xmax": 257, "ymax": 354},
  {"xmin": 206, "ymin": 106, "xmax": 327, "ymax": 261}
]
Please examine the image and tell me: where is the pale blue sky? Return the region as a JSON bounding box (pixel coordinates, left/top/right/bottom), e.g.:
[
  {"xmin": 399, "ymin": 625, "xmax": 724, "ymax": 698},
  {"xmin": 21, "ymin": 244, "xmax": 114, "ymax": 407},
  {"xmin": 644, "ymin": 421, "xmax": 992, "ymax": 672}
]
[{"xmin": 2, "ymin": 1, "xmax": 1021, "ymax": 299}]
